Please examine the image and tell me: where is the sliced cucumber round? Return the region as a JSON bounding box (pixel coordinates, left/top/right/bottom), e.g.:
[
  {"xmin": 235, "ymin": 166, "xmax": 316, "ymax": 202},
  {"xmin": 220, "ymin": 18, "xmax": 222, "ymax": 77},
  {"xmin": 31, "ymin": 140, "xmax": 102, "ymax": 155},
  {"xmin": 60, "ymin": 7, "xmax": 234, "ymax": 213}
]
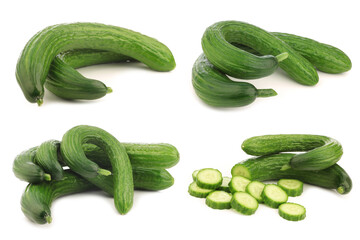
[
  {"xmin": 218, "ymin": 176, "xmax": 231, "ymax": 192},
  {"xmin": 206, "ymin": 191, "xmax": 232, "ymax": 209},
  {"xmin": 279, "ymin": 202, "xmax": 306, "ymax": 221},
  {"xmin": 277, "ymin": 179, "xmax": 303, "ymax": 197},
  {"xmin": 229, "ymin": 176, "xmax": 251, "ymax": 193},
  {"xmin": 262, "ymin": 184, "xmax": 288, "ymax": 208},
  {"xmin": 246, "ymin": 181, "xmax": 265, "ymax": 202},
  {"xmin": 196, "ymin": 168, "xmax": 223, "ymax": 189},
  {"xmin": 231, "ymin": 192, "xmax": 259, "ymax": 215},
  {"xmin": 192, "ymin": 169, "xmax": 200, "ymax": 181},
  {"xmin": 188, "ymin": 182, "xmax": 214, "ymax": 198}
]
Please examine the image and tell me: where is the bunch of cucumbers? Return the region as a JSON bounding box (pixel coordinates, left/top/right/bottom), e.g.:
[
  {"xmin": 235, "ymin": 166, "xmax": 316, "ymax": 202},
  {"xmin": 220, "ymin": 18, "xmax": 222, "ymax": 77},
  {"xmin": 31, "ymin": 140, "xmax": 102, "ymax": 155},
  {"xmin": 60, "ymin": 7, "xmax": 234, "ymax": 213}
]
[
  {"xmin": 13, "ymin": 125, "xmax": 179, "ymax": 224},
  {"xmin": 192, "ymin": 21, "xmax": 352, "ymax": 107},
  {"xmin": 15, "ymin": 22, "xmax": 176, "ymax": 105}
]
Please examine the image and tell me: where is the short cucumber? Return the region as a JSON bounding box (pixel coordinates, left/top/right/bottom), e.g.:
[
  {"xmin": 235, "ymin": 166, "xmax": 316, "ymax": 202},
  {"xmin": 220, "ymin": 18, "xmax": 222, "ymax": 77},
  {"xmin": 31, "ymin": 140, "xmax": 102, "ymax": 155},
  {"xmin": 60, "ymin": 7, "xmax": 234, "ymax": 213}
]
[
  {"xmin": 188, "ymin": 182, "xmax": 214, "ymax": 198},
  {"xmin": 262, "ymin": 184, "xmax": 288, "ymax": 208},
  {"xmin": 218, "ymin": 176, "xmax": 232, "ymax": 192},
  {"xmin": 277, "ymin": 179, "xmax": 303, "ymax": 197},
  {"xmin": 231, "ymin": 192, "xmax": 259, "ymax": 215},
  {"xmin": 229, "ymin": 176, "xmax": 251, "ymax": 193},
  {"xmin": 195, "ymin": 168, "xmax": 223, "ymax": 189},
  {"xmin": 246, "ymin": 181, "xmax": 265, "ymax": 202},
  {"xmin": 231, "ymin": 153, "xmax": 352, "ymax": 194},
  {"xmin": 35, "ymin": 140, "xmax": 64, "ymax": 180},
  {"xmin": 278, "ymin": 202, "xmax": 306, "ymax": 221},
  {"xmin": 205, "ymin": 191, "xmax": 232, "ymax": 210},
  {"xmin": 192, "ymin": 54, "xmax": 277, "ymax": 107}
]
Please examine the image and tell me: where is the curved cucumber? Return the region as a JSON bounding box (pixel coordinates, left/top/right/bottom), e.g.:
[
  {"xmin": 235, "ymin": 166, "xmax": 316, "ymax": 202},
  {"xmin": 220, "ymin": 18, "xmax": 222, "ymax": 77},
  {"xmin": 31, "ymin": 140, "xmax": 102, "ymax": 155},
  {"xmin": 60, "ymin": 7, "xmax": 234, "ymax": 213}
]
[
  {"xmin": 60, "ymin": 125, "xmax": 133, "ymax": 214},
  {"xmin": 241, "ymin": 134, "xmax": 343, "ymax": 170},
  {"xmin": 202, "ymin": 21, "xmax": 318, "ymax": 85},
  {"xmin": 35, "ymin": 140, "xmax": 64, "ymax": 180},
  {"xmin": 192, "ymin": 54, "xmax": 277, "ymax": 107},
  {"xmin": 15, "ymin": 22, "xmax": 176, "ymax": 104},
  {"xmin": 231, "ymin": 153, "xmax": 352, "ymax": 194}
]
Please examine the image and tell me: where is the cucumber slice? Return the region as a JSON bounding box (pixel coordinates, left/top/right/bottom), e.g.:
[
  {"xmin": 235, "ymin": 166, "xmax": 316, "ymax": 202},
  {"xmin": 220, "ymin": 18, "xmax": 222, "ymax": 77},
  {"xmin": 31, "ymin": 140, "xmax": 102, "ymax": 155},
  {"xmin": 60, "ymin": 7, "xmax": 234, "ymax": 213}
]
[
  {"xmin": 218, "ymin": 176, "xmax": 231, "ymax": 192},
  {"xmin": 206, "ymin": 191, "xmax": 232, "ymax": 209},
  {"xmin": 277, "ymin": 179, "xmax": 303, "ymax": 197},
  {"xmin": 229, "ymin": 176, "xmax": 251, "ymax": 193},
  {"xmin": 231, "ymin": 192, "xmax": 259, "ymax": 215},
  {"xmin": 279, "ymin": 202, "xmax": 306, "ymax": 221},
  {"xmin": 188, "ymin": 182, "xmax": 214, "ymax": 198},
  {"xmin": 196, "ymin": 168, "xmax": 223, "ymax": 189},
  {"xmin": 262, "ymin": 184, "xmax": 288, "ymax": 208},
  {"xmin": 192, "ymin": 170, "xmax": 200, "ymax": 181},
  {"xmin": 246, "ymin": 181, "xmax": 265, "ymax": 202}
]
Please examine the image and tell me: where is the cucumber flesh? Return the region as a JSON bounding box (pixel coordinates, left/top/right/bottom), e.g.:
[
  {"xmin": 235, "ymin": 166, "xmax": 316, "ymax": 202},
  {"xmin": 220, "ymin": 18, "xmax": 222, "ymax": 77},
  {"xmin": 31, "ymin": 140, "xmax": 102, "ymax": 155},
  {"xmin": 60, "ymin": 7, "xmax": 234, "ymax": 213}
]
[
  {"xmin": 188, "ymin": 182, "xmax": 214, "ymax": 198},
  {"xmin": 246, "ymin": 181, "xmax": 265, "ymax": 202},
  {"xmin": 196, "ymin": 168, "xmax": 222, "ymax": 189},
  {"xmin": 277, "ymin": 179, "xmax": 303, "ymax": 197},
  {"xmin": 279, "ymin": 203, "xmax": 306, "ymax": 221},
  {"xmin": 262, "ymin": 184, "xmax": 288, "ymax": 208},
  {"xmin": 218, "ymin": 176, "xmax": 231, "ymax": 192},
  {"xmin": 231, "ymin": 192, "xmax": 258, "ymax": 215},
  {"xmin": 206, "ymin": 191, "xmax": 232, "ymax": 209},
  {"xmin": 229, "ymin": 176, "xmax": 251, "ymax": 193}
]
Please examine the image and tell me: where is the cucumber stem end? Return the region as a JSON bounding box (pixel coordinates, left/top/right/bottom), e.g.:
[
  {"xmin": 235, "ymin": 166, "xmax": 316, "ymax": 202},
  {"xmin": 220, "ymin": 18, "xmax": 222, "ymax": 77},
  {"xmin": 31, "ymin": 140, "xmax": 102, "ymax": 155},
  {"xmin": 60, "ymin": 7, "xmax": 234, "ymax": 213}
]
[
  {"xmin": 44, "ymin": 173, "xmax": 51, "ymax": 181},
  {"xmin": 257, "ymin": 89, "xmax": 277, "ymax": 98},
  {"xmin": 37, "ymin": 98, "xmax": 43, "ymax": 106},
  {"xmin": 98, "ymin": 168, "xmax": 112, "ymax": 176},
  {"xmin": 107, "ymin": 87, "xmax": 113, "ymax": 94}
]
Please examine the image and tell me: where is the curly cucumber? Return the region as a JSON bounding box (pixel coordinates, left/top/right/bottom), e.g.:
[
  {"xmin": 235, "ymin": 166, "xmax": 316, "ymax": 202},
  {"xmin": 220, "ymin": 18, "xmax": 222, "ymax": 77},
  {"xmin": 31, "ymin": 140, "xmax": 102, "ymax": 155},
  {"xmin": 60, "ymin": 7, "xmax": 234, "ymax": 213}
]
[{"xmin": 35, "ymin": 140, "xmax": 64, "ymax": 180}]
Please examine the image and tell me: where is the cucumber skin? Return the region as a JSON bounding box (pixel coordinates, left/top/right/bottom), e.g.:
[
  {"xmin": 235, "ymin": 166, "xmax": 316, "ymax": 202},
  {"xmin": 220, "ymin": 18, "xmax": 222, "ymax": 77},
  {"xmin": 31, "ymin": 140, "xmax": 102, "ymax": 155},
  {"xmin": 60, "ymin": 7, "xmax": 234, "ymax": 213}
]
[
  {"xmin": 241, "ymin": 134, "xmax": 343, "ymax": 170},
  {"xmin": 231, "ymin": 153, "xmax": 352, "ymax": 194},
  {"xmin": 202, "ymin": 21, "xmax": 318, "ymax": 85},
  {"xmin": 192, "ymin": 54, "xmax": 277, "ymax": 107},
  {"xmin": 15, "ymin": 22, "xmax": 176, "ymax": 103},
  {"xmin": 35, "ymin": 140, "xmax": 64, "ymax": 180}
]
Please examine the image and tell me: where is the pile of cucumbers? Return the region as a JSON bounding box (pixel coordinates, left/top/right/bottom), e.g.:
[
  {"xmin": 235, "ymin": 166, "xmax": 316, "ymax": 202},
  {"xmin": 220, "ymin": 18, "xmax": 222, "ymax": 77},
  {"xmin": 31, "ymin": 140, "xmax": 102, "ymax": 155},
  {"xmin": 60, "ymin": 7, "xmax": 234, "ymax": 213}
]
[
  {"xmin": 188, "ymin": 134, "xmax": 351, "ymax": 221},
  {"xmin": 192, "ymin": 21, "xmax": 352, "ymax": 107},
  {"xmin": 15, "ymin": 22, "xmax": 176, "ymax": 105},
  {"xmin": 13, "ymin": 125, "xmax": 179, "ymax": 224}
]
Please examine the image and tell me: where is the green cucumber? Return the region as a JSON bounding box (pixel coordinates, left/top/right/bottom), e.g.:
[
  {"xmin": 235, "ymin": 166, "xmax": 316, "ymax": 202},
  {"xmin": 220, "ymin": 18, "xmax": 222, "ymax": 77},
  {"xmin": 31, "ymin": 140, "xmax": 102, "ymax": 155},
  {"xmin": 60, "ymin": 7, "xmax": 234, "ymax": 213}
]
[
  {"xmin": 205, "ymin": 191, "xmax": 232, "ymax": 209},
  {"xmin": 231, "ymin": 192, "xmax": 259, "ymax": 215},
  {"xmin": 218, "ymin": 176, "xmax": 232, "ymax": 192},
  {"xmin": 241, "ymin": 134, "xmax": 343, "ymax": 170},
  {"xmin": 60, "ymin": 125, "xmax": 133, "ymax": 214},
  {"xmin": 278, "ymin": 203, "xmax": 306, "ymax": 221},
  {"xmin": 202, "ymin": 21, "xmax": 318, "ymax": 85},
  {"xmin": 231, "ymin": 153, "xmax": 352, "ymax": 194},
  {"xmin": 229, "ymin": 176, "xmax": 251, "ymax": 193},
  {"xmin": 16, "ymin": 22, "xmax": 176, "ymax": 105},
  {"xmin": 202, "ymin": 21, "xmax": 289, "ymax": 79},
  {"xmin": 35, "ymin": 140, "xmax": 64, "ymax": 180},
  {"xmin": 195, "ymin": 168, "xmax": 223, "ymax": 189},
  {"xmin": 192, "ymin": 169, "xmax": 200, "ymax": 181},
  {"xmin": 245, "ymin": 181, "xmax": 265, "ymax": 202},
  {"xmin": 277, "ymin": 179, "xmax": 303, "ymax": 197},
  {"xmin": 192, "ymin": 54, "xmax": 277, "ymax": 107},
  {"xmin": 262, "ymin": 184, "xmax": 288, "ymax": 208},
  {"xmin": 188, "ymin": 182, "xmax": 214, "ymax": 198}
]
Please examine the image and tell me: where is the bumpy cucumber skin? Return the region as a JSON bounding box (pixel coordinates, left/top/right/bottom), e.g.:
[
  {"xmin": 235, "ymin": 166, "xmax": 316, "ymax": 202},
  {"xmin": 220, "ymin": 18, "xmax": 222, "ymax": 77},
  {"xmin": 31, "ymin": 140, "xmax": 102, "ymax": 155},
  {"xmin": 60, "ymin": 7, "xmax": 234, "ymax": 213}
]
[
  {"xmin": 262, "ymin": 184, "xmax": 288, "ymax": 208},
  {"xmin": 205, "ymin": 191, "xmax": 232, "ymax": 209},
  {"xmin": 202, "ymin": 21, "xmax": 318, "ymax": 85},
  {"xmin": 231, "ymin": 192, "xmax": 258, "ymax": 215},
  {"xmin": 277, "ymin": 179, "xmax": 303, "ymax": 197},
  {"xmin": 16, "ymin": 22, "xmax": 176, "ymax": 103},
  {"xmin": 278, "ymin": 203, "xmax": 306, "ymax": 221},
  {"xmin": 35, "ymin": 140, "xmax": 64, "ymax": 180},
  {"xmin": 231, "ymin": 153, "xmax": 352, "ymax": 194},
  {"xmin": 241, "ymin": 134, "xmax": 343, "ymax": 170},
  {"xmin": 192, "ymin": 54, "xmax": 277, "ymax": 107},
  {"xmin": 60, "ymin": 125, "xmax": 133, "ymax": 214}
]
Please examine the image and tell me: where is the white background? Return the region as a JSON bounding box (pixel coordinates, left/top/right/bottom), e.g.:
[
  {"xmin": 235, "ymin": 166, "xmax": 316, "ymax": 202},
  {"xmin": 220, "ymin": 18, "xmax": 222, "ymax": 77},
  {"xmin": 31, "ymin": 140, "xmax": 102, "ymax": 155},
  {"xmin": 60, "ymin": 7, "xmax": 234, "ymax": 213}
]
[{"xmin": 1, "ymin": 0, "xmax": 359, "ymax": 239}]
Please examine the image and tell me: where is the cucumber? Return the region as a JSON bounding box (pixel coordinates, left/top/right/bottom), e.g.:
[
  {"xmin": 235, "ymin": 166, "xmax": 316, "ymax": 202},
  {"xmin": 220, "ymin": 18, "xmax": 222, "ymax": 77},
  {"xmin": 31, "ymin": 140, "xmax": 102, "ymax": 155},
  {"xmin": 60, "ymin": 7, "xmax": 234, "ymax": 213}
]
[
  {"xmin": 192, "ymin": 169, "xmax": 200, "ymax": 181},
  {"xmin": 60, "ymin": 125, "xmax": 133, "ymax": 214},
  {"xmin": 277, "ymin": 179, "xmax": 303, "ymax": 197},
  {"xmin": 218, "ymin": 176, "xmax": 231, "ymax": 192},
  {"xmin": 35, "ymin": 140, "xmax": 64, "ymax": 180},
  {"xmin": 192, "ymin": 54, "xmax": 277, "ymax": 107},
  {"xmin": 205, "ymin": 191, "xmax": 232, "ymax": 209},
  {"xmin": 202, "ymin": 21, "xmax": 288, "ymax": 79},
  {"xmin": 195, "ymin": 168, "xmax": 222, "ymax": 189},
  {"xmin": 246, "ymin": 181, "xmax": 265, "ymax": 202},
  {"xmin": 15, "ymin": 22, "xmax": 176, "ymax": 105},
  {"xmin": 241, "ymin": 134, "xmax": 343, "ymax": 170},
  {"xmin": 202, "ymin": 21, "xmax": 318, "ymax": 85},
  {"xmin": 278, "ymin": 203, "xmax": 306, "ymax": 221},
  {"xmin": 231, "ymin": 153, "xmax": 352, "ymax": 194},
  {"xmin": 231, "ymin": 192, "xmax": 259, "ymax": 215},
  {"xmin": 188, "ymin": 182, "xmax": 214, "ymax": 198},
  {"xmin": 229, "ymin": 176, "xmax": 251, "ymax": 193},
  {"xmin": 262, "ymin": 184, "xmax": 288, "ymax": 208}
]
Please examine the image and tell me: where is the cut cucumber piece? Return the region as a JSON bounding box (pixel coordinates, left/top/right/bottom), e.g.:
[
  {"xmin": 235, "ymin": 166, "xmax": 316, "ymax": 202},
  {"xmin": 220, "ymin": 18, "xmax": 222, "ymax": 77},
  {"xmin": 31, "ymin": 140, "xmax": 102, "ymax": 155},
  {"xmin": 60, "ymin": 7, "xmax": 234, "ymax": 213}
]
[
  {"xmin": 229, "ymin": 176, "xmax": 251, "ymax": 193},
  {"xmin": 192, "ymin": 170, "xmax": 200, "ymax": 181},
  {"xmin": 218, "ymin": 176, "xmax": 231, "ymax": 192},
  {"xmin": 188, "ymin": 182, "xmax": 214, "ymax": 198},
  {"xmin": 231, "ymin": 192, "xmax": 259, "ymax": 215},
  {"xmin": 206, "ymin": 191, "xmax": 232, "ymax": 209},
  {"xmin": 277, "ymin": 179, "xmax": 303, "ymax": 197},
  {"xmin": 196, "ymin": 168, "xmax": 223, "ymax": 189},
  {"xmin": 262, "ymin": 184, "xmax": 288, "ymax": 208},
  {"xmin": 279, "ymin": 202, "xmax": 306, "ymax": 221},
  {"xmin": 246, "ymin": 181, "xmax": 265, "ymax": 202}
]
